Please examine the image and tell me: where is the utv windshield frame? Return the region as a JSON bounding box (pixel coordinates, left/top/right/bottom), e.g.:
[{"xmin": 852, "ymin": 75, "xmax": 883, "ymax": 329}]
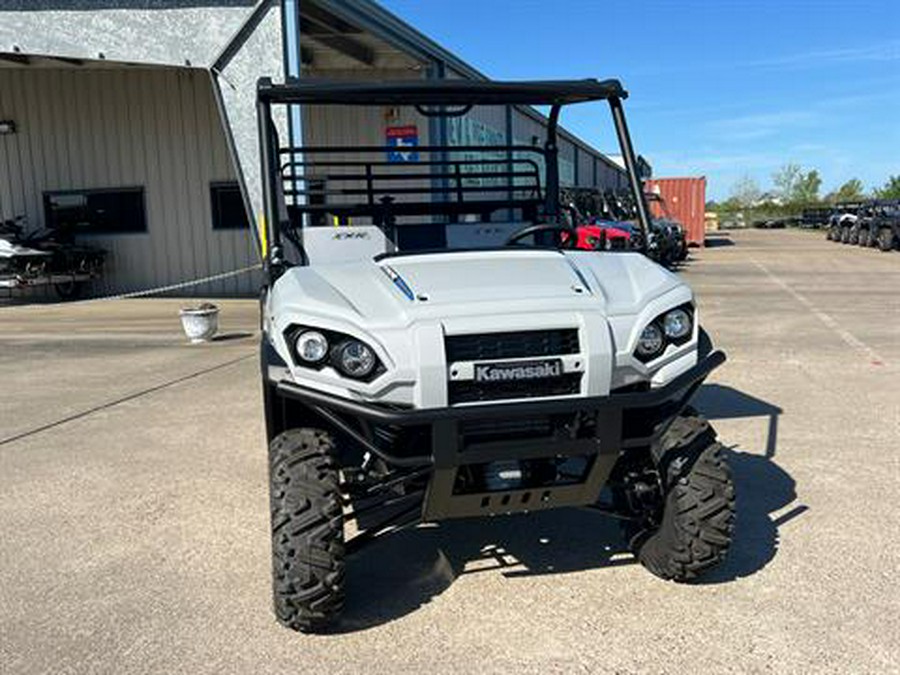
[{"xmin": 256, "ymin": 77, "xmax": 652, "ymax": 281}]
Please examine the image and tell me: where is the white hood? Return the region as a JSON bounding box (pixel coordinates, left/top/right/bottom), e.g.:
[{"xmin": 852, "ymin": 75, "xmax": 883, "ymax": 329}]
[
  {"xmin": 269, "ymin": 249, "xmax": 684, "ymax": 329},
  {"xmin": 382, "ymin": 250, "xmax": 587, "ymax": 305}
]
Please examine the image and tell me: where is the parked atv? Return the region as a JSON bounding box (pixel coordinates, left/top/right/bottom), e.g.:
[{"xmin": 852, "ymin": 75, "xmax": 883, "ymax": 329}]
[
  {"xmin": 576, "ymin": 220, "xmax": 632, "ymax": 250},
  {"xmin": 256, "ymin": 77, "xmax": 734, "ymax": 632},
  {"xmin": 826, "ymin": 207, "xmax": 858, "ymax": 241},
  {"xmin": 645, "ymin": 194, "xmax": 688, "ymax": 263},
  {"xmin": 870, "ymin": 201, "xmax": 900, "ymax": 252},
  {"xmin": 560, "ymin": 190, "xmax": 641, "ymax": 253}
]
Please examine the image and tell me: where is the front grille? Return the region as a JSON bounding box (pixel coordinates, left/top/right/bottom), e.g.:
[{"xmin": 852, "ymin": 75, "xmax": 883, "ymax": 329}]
[
  {"xmin": 445, "ymin": 329, "xmax": 579, "ymax": 362},
  {"xmin": 460, "ymin": 417, "xmax": 553, "ymax": 443},
  {"xmin": 449, "ymin": 373, "xmax": 582, "ymax": 405}
]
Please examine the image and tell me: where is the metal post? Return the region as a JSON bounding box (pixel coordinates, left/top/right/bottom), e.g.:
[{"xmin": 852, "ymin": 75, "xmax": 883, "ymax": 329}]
[
  {"xmin": 544, "ymin": 104, "xmax": 561, "ymax": 218},
  {"xmin": 609, "ymin": 97, "xmax": 650, "ymax": 254},
  {"xmin": 257, "ymin": 88, "xmax": 283, "ymax": 281}
]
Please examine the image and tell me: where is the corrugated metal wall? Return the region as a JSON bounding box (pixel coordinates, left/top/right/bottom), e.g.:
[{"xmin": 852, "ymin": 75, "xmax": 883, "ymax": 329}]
[
  {"xmin": 577, "ymin": 148, "xmax": 593, "ymax": 188},
  {"xmin": 301, "ymin": 69, "xmax": 431, "ymax": 150},
  {"xmin": 300, "ymin": 68, "xmax": 434, "ymax": 226},
  {"xmin": 0, "ymin": 66, "xmax": 259, "ymax": 296}
]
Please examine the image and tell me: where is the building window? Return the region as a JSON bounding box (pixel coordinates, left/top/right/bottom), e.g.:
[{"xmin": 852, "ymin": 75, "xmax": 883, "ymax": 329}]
[
  {"xmin": 44, "ymin": 187, "xmax": 147, "ymax": 234},
  {"xmin": 211, "ymin": 182, "xmax": 250, "ymax": 230}
]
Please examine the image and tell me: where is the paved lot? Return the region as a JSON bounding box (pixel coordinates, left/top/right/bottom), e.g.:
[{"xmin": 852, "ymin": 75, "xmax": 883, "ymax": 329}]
[{"xmin": 1, "ymin": 229, "xmax": 898, "ymax": 674}]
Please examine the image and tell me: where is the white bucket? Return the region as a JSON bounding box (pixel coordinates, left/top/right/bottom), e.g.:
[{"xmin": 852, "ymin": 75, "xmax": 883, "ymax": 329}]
[{"xmin": 179, "ymin": 304, "xmax": 219, "ymax": 343}]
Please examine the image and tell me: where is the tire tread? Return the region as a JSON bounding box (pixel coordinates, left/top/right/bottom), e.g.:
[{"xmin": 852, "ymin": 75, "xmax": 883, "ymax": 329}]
[
  {"xmin": 634, "ymin": 414, "xmax": 736, "ymax": 581},
  {"xmin": 269, "ymin": 428, "xmax": 344, "ymax": 632}
]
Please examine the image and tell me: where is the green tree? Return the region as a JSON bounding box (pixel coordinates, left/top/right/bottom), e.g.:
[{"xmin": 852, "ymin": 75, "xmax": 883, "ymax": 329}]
[
  {"xmin": 873, "ymin": 175, "xmax": 900, "ymax": 200},
  {"xmin": 794, "ymin": 169, "xmax": 822, "ymax": 204},
  {"xmin": 828, "ymin": 178, "xmax": 866, "ymax": 203},
  {"xmin": 772, "ymin": 163, "xmax": 821, "ymax": 205}
]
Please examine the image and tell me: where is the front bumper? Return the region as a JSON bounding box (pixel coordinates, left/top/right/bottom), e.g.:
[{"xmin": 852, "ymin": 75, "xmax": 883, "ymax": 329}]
[{"xmin": 276, "ymin": 350, "xmax": 725, "ymax": 519}]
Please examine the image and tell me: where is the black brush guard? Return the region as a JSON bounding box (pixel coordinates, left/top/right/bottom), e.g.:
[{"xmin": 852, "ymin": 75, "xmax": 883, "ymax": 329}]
[{"xmin": 275, "ymin": 351, "xmax": 725, "ymax": 520}]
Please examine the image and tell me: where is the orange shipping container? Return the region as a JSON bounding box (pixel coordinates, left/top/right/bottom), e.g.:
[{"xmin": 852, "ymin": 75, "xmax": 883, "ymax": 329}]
[{"xmin": 644, "ymin": 177, "xmax": 707, "ymax": 247}]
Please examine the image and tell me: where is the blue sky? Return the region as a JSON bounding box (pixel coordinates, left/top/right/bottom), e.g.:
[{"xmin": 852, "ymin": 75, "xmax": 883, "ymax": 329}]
[{"xmin": 380, "ymin": 0, "xmax": 900, "ymax": 200}]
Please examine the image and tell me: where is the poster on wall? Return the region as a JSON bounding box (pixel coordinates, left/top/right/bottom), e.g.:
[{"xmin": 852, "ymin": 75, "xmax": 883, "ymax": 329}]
[{"xmin": 386, "ymin": 125, "xmax": 419, "ymax": 163}]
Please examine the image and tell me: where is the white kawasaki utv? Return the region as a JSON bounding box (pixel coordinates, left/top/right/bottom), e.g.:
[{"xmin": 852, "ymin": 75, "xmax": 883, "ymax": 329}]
[{"xmin": 256, "ymin": 78, "xmax": 734, "ymax": 632}]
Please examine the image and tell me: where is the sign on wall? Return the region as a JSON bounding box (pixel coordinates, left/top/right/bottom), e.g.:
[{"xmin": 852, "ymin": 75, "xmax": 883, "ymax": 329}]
[
  {"xmin": 448, "ymin": 117, "xmax": 506, "ymax": 188},
  {"xmin": 386, "ymin": 125, "xmax": 419, "ymax": 163}
]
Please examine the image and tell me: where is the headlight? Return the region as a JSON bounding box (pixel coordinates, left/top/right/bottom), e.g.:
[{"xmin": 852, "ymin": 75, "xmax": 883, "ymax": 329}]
[
  {"xmin": 662, "ymin": 309, "xmax": 692, "ymax": 339},
  {"xmin": 633, "ymin": 305, "xmax": 694, "ymax": 362},
  {"xmin": 335, "ymin": 339, "xmax": 376, "ymax": 378},
  {"xmin": 286, "ymin": 326, "xmax": 383, "ymax": 381},
  {"xmin": 295, "ymin": 330, "xmax": 328, "ymax": 363},
  {"xmin": 636, "ymin": 324, "xmax": 665, "ymax": 358}
]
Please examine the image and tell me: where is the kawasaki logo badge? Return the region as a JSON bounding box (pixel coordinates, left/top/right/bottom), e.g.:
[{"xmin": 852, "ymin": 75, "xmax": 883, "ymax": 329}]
[{"xmin": 474, "ymin": 359, "xmax": 563, "ymax": 382}]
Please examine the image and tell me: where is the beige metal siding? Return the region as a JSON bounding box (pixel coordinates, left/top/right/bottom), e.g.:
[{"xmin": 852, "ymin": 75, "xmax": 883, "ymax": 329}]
[
  {"xmin": 0, "ymin": 66, "xmax": 258, "ymax": 297},
  {"xmin": 299, "ymin": 68, "xmax": 432, "ymax": 227}
]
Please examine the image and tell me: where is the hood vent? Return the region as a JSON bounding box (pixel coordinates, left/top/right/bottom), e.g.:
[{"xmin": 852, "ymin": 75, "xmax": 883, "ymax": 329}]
[{"xmin": 380, "ymin": 264, "xmax": 415, "ymax": 301}]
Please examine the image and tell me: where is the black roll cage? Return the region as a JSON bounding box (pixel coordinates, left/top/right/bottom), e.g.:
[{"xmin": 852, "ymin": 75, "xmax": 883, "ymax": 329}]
[{"xmin": 257, "ymin": 77, "xmax": 652, "ymax": 284}]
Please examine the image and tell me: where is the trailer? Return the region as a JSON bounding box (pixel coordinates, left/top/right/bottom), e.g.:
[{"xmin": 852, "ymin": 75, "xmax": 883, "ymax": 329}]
[
  {"xmin": 0, "ymin": 269, "xmax": 103, "ymax": 299},
  {"xmin": 1, "ymin": 219, "xmax": 106, "ymax": 300}
]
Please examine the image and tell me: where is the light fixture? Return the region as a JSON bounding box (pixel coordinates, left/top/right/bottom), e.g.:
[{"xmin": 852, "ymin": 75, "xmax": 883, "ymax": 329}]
[
  {"xmin": 295, "ymin": 330, "xmax": 329, "ymax": 363},
  {"xmin": 636, "ymin": 324, "xmax": 664, "ymax": 359},
  {"xmin": 335, "ymin": 340, "xmax": 376, "ymax": 379},
  {"xmin": 662, "ymin": 309, "xmax": 692, "ymax": 340}
]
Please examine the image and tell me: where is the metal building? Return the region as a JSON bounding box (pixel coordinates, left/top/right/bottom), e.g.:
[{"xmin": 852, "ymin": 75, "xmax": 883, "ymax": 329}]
[{"xmin": 0, "ymin": 0, "xmax": 630, "ymax": 298}]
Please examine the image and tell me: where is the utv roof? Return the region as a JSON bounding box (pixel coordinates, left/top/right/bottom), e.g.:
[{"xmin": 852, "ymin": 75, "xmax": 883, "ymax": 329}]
[{"xmin": 258, "ymin": 78, "xmax": 628, "ymax": 106}]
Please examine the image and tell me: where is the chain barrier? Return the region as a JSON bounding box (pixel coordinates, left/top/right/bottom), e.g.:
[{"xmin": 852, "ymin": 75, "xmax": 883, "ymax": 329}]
[{"xmin": 1, "ymin": 264, "xmax": 263, "ymax": 308}]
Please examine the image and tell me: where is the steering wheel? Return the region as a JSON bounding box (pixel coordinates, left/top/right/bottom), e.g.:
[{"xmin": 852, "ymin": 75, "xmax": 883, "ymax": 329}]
[{"xmin": 504, "ymin": 223, "xmax": 578, "ymax": 248}]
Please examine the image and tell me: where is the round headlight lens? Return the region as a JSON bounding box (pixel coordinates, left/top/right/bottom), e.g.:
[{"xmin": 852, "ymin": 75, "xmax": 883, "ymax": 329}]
[
  {"xmin": 636, "ymin": 323, "xmax": 665, "ymax": 358},
  {"xmin": 295, "ymin": 330, "xmax": 329, "ymax": 363},
  {"xmin": 337, "ymin": 340, "xmax": 376, "ymax": 378},
  {"xmin": 663, "ymin": 309, "xmax": 692, "ymax": 340}
]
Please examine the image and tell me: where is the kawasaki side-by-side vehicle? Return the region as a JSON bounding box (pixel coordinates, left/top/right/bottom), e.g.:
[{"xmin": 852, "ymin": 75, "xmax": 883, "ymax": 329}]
[{"xmin": 256, "ymin": 78, "xmax": 734, "ymax": 632}]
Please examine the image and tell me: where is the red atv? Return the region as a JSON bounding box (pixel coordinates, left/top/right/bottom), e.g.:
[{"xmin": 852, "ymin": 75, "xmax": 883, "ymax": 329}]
[
  {"xmin": 575, "ymin": 220, "xmax": 632, "ymax": 251},
  {"xmin": 562, "ymin": 203, "xmax": 635, "ymax": 252}
]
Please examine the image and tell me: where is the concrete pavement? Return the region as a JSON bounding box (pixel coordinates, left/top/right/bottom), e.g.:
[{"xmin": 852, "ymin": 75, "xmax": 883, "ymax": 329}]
[{"xmin": 1, "ymin": 229, "xmax": 898, "ymax": 674}]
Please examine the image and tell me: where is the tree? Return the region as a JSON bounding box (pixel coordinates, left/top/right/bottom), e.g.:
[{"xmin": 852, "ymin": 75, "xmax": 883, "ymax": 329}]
[
  {"xmin": 729, "ymin": 175, "xmax": 761, "ymax": 208},
  {"xmin": 794, "ymin": 169, "xmax": 822, "ymax": 204},
  {"xmin": 772, "ymin": 163, "xmax": 821, "ymax": 205},
  {"xmin": 828, "ymin": 178, "xmax": 865, "ymax": 203},
  {"xmin": 873, "ymin": 175, "xmax": 900, "ymax": 200},
  {"xmin": 772, "ymin": 163, "xmax": 801, "ymax": 203}
]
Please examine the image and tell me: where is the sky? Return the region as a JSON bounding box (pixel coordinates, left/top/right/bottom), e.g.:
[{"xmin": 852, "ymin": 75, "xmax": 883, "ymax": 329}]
[{"xmin": 379, "ymin": 0, "xmax": 900, "ymax": 201}]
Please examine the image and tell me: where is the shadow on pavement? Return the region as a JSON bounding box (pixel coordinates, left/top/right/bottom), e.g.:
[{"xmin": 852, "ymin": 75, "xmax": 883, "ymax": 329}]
[
  {"xmin": 211, "ymin": 331, "xmax": 254, "ymax": 342},
  {"xmin": 339, "ymin": 507, "xmax": 633, "ymax": 632},
  {"xmin": 703, "ymin": 234, "xmax": 735, "ymax": 248},
  {"xmin": 692, "ymin": 384, "xmax": 807, "ymax": 584},
  {"xmin": 335, "ymin": 383, "xmax": 804, "ymax": 631}
]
